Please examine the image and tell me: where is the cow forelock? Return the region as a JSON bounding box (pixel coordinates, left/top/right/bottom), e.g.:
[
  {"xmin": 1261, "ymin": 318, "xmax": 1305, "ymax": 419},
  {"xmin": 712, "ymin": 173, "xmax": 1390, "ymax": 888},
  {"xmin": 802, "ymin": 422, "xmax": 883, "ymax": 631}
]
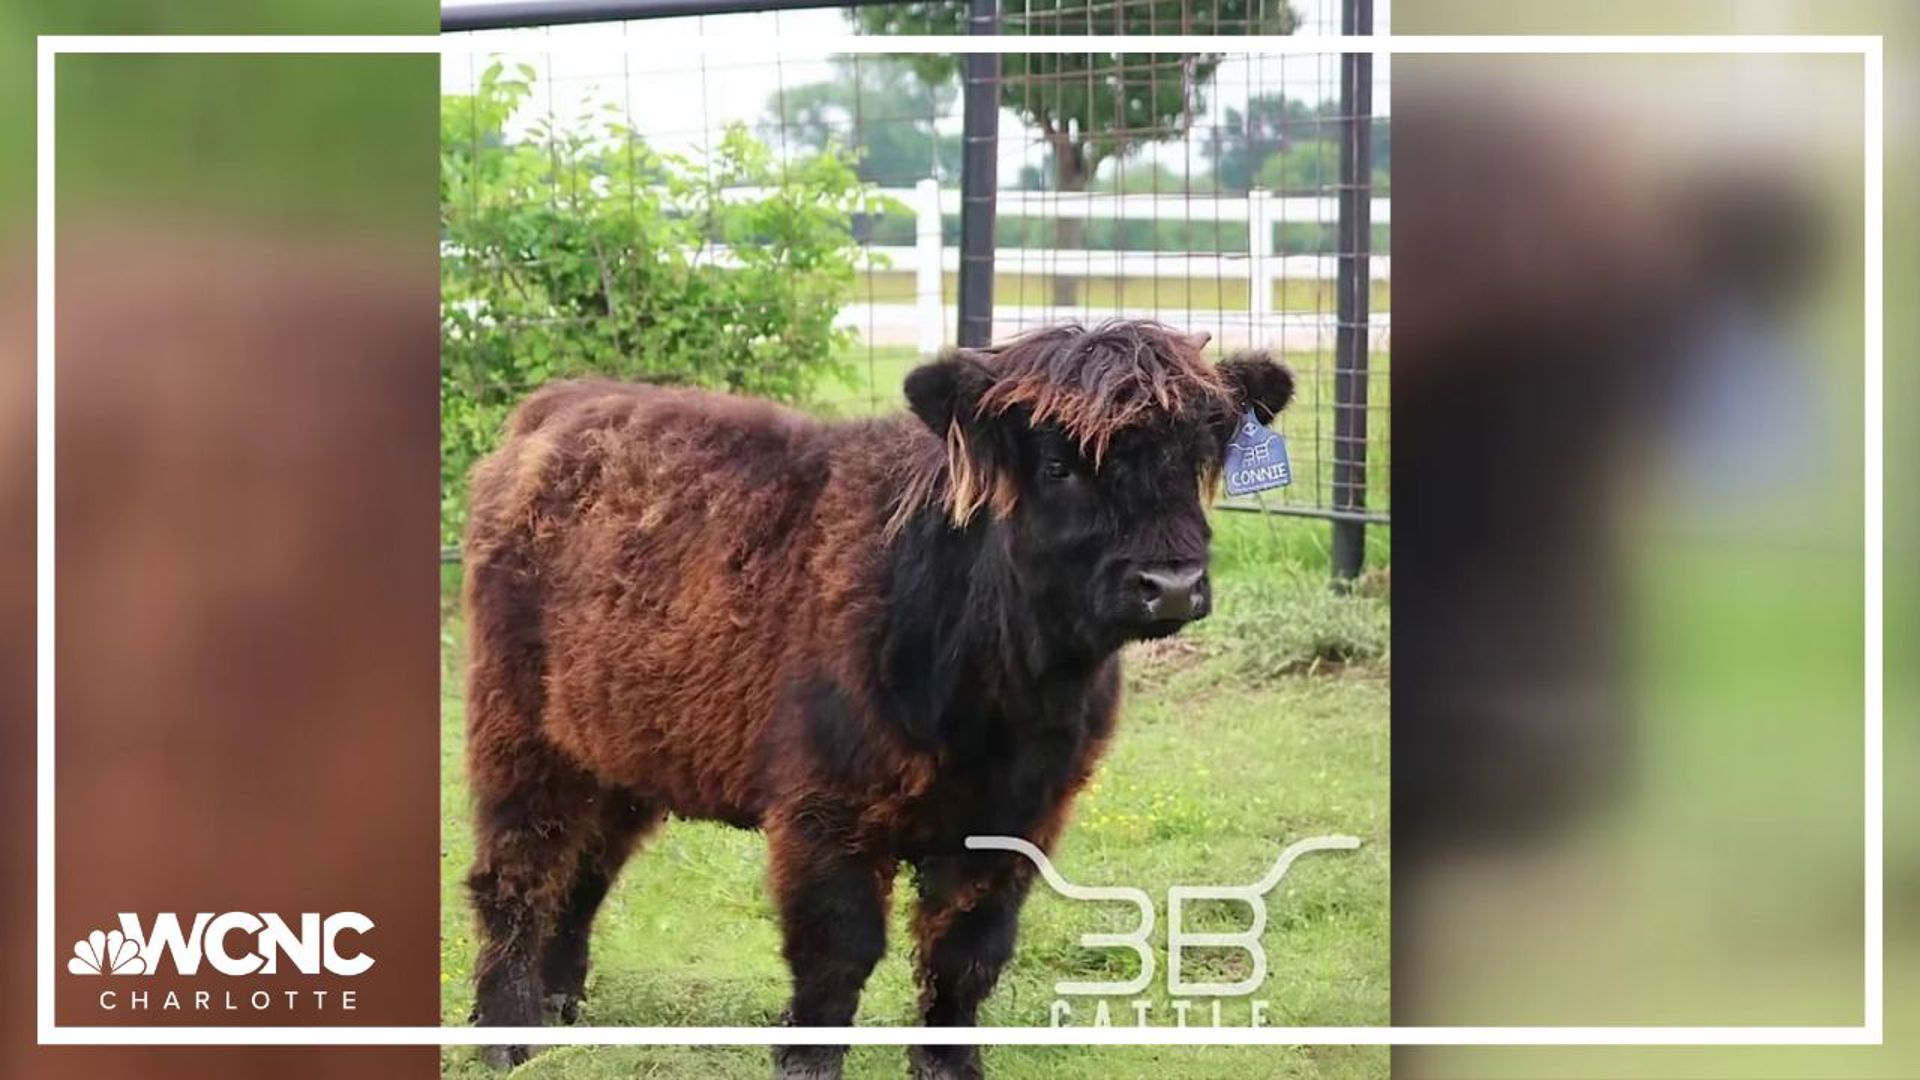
[{"xmin": 973, "ymin": 320, "xmax": 1233, "ymax": 465}]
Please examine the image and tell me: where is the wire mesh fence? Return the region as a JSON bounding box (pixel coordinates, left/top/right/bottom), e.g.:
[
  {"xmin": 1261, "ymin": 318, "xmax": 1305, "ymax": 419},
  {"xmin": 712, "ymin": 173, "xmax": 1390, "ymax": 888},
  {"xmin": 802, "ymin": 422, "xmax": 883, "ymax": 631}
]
[{"xmin": 439, "ymin": 0, "xmax": 1390, "ymax": 558}]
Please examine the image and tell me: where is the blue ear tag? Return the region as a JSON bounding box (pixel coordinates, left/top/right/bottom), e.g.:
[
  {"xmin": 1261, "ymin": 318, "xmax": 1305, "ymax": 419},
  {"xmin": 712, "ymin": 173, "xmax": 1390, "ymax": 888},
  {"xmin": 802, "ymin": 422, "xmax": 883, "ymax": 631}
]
[{"xmin": 1223, "ymin": 408, "xmax": 1292, "ymax": 496}]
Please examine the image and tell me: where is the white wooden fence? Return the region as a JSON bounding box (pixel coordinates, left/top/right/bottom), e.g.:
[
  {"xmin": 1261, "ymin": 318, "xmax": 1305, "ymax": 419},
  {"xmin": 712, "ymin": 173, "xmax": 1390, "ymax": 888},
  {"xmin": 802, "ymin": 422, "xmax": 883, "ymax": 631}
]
[{"xmin": 712, "ymin": 180, "xmax": 1391, "ymax": 354}]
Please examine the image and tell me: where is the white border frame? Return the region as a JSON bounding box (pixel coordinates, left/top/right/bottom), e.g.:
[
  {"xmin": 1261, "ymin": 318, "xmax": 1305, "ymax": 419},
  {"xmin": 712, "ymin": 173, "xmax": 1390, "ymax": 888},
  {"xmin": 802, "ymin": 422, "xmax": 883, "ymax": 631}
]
[{"xmin": 35, "ymin": 32, "xmax": 1883, "ymax": 1049}]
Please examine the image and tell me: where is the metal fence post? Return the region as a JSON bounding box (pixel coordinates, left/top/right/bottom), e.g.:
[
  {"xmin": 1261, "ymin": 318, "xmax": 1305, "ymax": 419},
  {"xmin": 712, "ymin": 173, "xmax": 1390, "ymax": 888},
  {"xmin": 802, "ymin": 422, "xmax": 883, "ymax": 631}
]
[
  {"xmin": 915, "ymin": 177, "xmax": 944, "ymax": 357},
  {"xmin": 1331, "ymin": 0, "xmax": 1374, "ymax": 584},
  {"xmin": 1248, "ymin": 187, "xmax": 1273, "ymax": 323},
  {"xmin": 956, "ymin": 0, "xmax": 1000, "ymax": 349}
]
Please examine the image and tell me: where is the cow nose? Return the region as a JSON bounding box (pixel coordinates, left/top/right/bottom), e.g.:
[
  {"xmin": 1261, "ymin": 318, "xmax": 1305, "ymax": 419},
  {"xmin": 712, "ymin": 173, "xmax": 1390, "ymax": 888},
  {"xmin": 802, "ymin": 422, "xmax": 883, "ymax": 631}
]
[{"xmin": 1137, "ymin": 565, "xmax": 1209, "ymax": 622}]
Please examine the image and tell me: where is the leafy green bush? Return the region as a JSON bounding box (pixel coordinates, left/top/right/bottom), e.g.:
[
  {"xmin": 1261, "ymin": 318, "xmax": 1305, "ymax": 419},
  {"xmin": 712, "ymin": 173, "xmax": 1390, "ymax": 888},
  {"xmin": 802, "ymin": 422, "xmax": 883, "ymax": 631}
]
[{"xmin": 440, "ymin": 63, "xmax": 889, "ymax": 543}]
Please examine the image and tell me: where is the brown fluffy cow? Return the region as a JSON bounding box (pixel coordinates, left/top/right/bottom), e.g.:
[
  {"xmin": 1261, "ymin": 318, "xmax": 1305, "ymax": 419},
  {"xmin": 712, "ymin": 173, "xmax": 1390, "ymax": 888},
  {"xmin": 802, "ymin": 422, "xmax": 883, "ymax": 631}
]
[{"xmin": 461, "ymin": 321, "xmax": 1293, "ymax": 1077}]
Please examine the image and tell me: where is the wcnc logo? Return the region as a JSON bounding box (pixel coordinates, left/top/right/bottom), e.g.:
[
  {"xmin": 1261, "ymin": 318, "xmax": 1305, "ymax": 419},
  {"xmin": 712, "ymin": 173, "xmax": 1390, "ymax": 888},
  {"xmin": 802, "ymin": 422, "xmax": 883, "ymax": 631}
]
[{"xmin": 64, "ymin": 913, "xmax": 373, "ymax": 1014}]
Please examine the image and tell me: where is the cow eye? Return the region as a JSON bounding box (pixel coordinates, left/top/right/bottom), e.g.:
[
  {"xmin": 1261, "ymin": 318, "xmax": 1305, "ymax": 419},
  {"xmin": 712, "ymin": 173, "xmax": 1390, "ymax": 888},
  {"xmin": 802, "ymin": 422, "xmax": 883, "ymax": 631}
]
[{"xmin": 1040, "ymin": 457, "xmax": 1074, "ymax": 482}]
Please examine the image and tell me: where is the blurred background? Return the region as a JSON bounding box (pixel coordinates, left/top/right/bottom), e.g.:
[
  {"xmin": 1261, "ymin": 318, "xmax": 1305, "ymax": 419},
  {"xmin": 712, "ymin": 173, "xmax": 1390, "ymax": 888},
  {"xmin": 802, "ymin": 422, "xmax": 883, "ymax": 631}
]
[
  {"xmin": 1389, "ymin": 3, "xmax": 1917, "ymax": 1079},
  {"xmin": 0, "ymin": 4, "xmax": 444, "ymax": 1080},
  {"xmin": 1396, "ymin": 37, "xmax": 1868, "ymax": 1035}
]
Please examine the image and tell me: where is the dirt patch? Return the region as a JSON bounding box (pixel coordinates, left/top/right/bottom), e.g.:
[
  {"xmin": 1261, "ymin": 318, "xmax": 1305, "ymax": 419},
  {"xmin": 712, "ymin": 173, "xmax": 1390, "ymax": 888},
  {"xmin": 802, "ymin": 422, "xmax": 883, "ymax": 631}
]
[{"xmin": 1122, "ymin": 635, "xmax": 1216, "ymax": 684}]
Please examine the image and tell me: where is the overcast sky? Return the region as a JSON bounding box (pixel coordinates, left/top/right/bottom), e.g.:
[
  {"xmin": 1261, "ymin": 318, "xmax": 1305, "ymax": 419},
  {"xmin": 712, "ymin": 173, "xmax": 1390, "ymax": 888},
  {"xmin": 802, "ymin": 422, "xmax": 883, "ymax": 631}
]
[{"xmin": 440, "ymin": 0, "xmax": 1392, "ymax": 185}]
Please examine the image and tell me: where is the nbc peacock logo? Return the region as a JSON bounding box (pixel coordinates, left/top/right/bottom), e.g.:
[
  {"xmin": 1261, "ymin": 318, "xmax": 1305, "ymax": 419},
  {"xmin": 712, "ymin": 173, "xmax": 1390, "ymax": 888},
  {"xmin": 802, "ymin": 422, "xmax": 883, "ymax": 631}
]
[{"xmin": 67, "ymin": 928, "xmax": 146, "ymax": 976}]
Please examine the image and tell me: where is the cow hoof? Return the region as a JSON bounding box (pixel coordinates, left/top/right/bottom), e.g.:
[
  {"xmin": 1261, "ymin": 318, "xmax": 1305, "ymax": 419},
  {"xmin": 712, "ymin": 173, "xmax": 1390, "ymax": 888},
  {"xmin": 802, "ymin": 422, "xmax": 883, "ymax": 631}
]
[
  {"xmin": 908, "ymin": 1045, "xmax": 984, "ymax": 1080},
  {"xmin": 544, "ymin": 991, "xmax": 583, "ymax": 1025},
  {"xmin": 771, "ymin": 1043, "xmax": 848, "ymax": 1080},
  {"xmin": 479, "ymin": 1043, "xmax": 534, "ymax": 1071}
]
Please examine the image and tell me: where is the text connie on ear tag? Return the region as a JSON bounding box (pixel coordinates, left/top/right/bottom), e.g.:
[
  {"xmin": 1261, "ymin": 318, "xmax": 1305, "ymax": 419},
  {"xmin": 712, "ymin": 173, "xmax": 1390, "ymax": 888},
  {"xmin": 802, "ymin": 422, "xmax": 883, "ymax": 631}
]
[{"xmin": 1224, "ymin": 408, "xmax": 1292, "ymax": 497}]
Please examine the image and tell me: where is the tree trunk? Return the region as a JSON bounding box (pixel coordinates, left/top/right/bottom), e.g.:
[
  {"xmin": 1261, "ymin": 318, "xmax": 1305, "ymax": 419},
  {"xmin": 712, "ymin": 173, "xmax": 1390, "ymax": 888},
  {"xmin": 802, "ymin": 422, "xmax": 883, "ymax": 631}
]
[{"xmin": 1051, "ymin": 141, "xmax": 1089, "ymax": 308}]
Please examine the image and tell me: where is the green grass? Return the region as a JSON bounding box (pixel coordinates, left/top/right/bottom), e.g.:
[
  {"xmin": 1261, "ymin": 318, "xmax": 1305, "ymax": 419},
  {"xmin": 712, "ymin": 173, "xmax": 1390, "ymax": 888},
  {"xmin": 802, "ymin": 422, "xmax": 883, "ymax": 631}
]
[
  {"xmin": 854, "ymin": 271, "xmax": 1392, "ymax": 316},
  {"xmin": 437, "ymin": 514, "xmax": 1389, "ymax": 1079}
]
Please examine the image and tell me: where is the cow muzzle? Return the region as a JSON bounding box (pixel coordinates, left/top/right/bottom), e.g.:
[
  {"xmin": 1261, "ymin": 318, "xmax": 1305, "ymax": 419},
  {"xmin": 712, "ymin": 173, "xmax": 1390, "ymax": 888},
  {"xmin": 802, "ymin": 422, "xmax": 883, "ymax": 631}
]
[{"xmin": 1134, "ymin": 563, "xmax": 1211, "ymax": 624}]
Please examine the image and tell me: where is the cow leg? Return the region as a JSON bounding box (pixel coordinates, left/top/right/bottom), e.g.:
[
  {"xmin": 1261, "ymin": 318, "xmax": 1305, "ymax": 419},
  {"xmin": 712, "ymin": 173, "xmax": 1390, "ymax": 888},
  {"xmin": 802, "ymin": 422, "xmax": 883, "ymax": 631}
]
[
  {"xmin": 767, "ymin": 813, "xmax": 894, "ymax": 1080},
  {"xmin": 464, "ymin": 554, "xmax": 576, "ymax": 1068},
  {"xmin": 538, "ymin": 789, "xmax": 663, "ymax": 1025},
  {"xmin": 906, "ymin": 853, "xmax": 1036, "ymax": 1080},
  {"xmin": 465, "ymin": 756, "xmax": 597, "ymax": 1070}
]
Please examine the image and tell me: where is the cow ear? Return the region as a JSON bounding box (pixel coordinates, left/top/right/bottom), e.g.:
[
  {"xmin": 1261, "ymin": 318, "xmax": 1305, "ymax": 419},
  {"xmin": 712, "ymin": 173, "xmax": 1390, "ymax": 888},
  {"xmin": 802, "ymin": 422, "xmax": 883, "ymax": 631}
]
[
  {"xmin": 904, "ymin": 349, "xmax": 996, "ymax": 435},
  {"xmin": 904, "ymin": 349, "xmax": 1016, "ymax": 526},
  {"xmin": 1217, "ymin": 351, "xmax": 1295, "ymax": 425}
]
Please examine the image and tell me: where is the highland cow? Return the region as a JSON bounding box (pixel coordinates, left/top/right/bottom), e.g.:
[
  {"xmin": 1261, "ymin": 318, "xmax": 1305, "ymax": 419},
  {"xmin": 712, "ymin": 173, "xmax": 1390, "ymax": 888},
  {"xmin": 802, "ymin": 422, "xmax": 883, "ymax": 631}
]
[{"xmin": 461, "ymin": 321, "xmax": 1294, "ymax": 1077}]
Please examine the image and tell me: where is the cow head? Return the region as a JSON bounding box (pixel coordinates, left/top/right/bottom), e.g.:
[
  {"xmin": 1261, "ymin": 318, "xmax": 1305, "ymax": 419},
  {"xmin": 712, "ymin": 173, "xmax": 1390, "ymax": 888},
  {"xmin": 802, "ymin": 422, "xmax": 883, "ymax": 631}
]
[{"xmin": 902, "ymin": 321, "xmax": 1293, "ymax": 653}]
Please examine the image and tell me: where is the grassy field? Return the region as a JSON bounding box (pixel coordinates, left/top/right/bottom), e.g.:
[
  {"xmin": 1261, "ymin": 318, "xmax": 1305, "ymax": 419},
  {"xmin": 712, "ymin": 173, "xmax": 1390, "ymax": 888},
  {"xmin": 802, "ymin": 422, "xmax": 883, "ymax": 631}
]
[{"xmin": 437, "ymin": 509, "xmax": 1390, "ymax": 1079}]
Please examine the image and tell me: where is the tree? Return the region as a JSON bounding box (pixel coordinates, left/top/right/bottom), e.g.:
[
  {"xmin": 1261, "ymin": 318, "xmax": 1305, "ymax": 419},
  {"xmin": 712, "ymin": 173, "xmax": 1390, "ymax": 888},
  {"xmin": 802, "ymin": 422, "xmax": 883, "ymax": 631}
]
[
  {"xmin": 852, "ymin": 0, "xmax": 1298, "ymax": 302},
  {"xmin": 762, "ymin": 58, "xmax": 962, "ymax": 186},
  {"xmin": 1207, "ymin": 93, "xmax": 1324, "ymax": 193},
  {"xmin": 1207, "ymin": 93, "xmax": 1393, "ymax": 196}
]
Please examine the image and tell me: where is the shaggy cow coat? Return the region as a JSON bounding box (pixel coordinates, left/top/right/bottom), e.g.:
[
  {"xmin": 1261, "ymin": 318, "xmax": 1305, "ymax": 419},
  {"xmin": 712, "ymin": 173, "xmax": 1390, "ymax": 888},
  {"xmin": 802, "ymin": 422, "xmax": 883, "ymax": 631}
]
[{"xmin": 461, "ymin": 321, "xmax": 1293, "ymax": 1077}]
